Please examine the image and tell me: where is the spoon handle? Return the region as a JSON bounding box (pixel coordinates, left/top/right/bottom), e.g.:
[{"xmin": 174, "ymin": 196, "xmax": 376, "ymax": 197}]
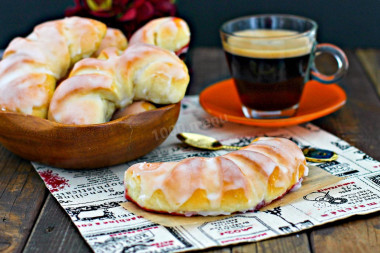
[{"xmin": 221, "ymin": 145, "xmax": 241, "ymax": 150}]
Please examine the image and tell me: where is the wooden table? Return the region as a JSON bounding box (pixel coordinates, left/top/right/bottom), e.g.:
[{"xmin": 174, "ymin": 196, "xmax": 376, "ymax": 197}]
[{"xmin": 1, "ymin": 48, "xmax": 379, "ymax": 253}]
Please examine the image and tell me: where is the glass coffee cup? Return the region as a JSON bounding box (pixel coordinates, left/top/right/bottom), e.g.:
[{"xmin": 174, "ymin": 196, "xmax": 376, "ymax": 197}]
[{"xmin": 220, "ymin": 14, "xmax": 348, "ymax": 119}]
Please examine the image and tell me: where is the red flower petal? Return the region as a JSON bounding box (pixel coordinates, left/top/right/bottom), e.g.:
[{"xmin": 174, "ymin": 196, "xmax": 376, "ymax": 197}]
[
  {"xmin": 119, "ymin": 8, "xmax": 137, "ymax": 21},
  {"xmin": 118, "ymin": 0, "xmax": 130, "ymax": 6},
  {"xmin": 133, "ymin": 0, "xmax": 146, "ymax": 8},
  {"xmin": 89, "ymin": 10, "xmax": 115, "ymax": 18},
  {"xmin": 155, "ymin": 1, "xmax": 176, "ymax": 14},
  {"xmin": 155, "ymin": 2, "xmax": 174, "ymax": 12},
  {"xmin": 136, "ymin": 1, "xmax": 155, "ymax": 21},
  {"xmin": 150, "ymin": 0, "xmax": 171, "ymax": 4},
  {"xmin": 123, "ymin": 22, "xmax": 140, "ymax": 39}
]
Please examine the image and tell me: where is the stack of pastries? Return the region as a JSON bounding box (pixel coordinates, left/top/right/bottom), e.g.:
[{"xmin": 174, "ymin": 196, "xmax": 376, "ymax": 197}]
[{"xmin": 0, "ymin": 16, "xmax": 191, "ymax": 124}]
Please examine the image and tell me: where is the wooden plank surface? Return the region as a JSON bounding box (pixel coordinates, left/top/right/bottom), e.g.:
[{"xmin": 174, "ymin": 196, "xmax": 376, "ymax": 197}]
[
  {"xmin": 0, "ymin": 146, "xmax": 47, "ymax": 253},
  {"xmin": 200, "ymin": 247, "xmax": 231, "ymax": 253},
  {"xmin": 310, "ymin": 213, "xmax": 380, "ymax": 253},
  {"xmin": 186, "ymin": 47, "xmax": 230, "ymax": 95},
  {"xmin": 356, "ymin": 49, "xmax": 380, "ymax": 97},
  {"xmin": 228, "ymin": 233, "xmax": 310, "ymax": 253},
  {"xmin": 23, "ymin": 195, "xmax": 92, "ymax": 253}
]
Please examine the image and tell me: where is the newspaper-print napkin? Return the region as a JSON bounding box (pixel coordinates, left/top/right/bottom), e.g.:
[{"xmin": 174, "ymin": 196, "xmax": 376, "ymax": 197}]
[{"xmin": 32, "ymin": 95, "xmax": 380, "ymax": 253}]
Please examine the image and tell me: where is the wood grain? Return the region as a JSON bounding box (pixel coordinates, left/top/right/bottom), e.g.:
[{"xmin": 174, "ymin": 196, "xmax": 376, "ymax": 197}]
[
  {"xmin": 229, "ymin": 233, "xmax": 310, "ymax": 253},
  {"xmin": 310, "ymin": 213, "xmax": 380, "ymax": 253},
  {"xmin": 0, "ymin": 146, "xmax": 46, "ymax": 253},
  {"xmin": 23, "ymin": 195, "xmax": 92, "ymax": 253},
  {"xmin": 201, "ymin": 247, "xmax": 231, "ymax": 253},
  {"xmin": 356, "ymin": 49, "xmax": 380, "ymax": 97},
  {"xmin": 187, "ymin": 47, "xmax": 230, "ymax": 95}
]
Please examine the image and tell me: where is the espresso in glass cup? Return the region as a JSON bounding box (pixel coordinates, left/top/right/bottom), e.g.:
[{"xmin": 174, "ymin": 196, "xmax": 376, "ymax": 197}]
[{"xmin": 220, "ymin": 14, "xmax": 348, "ymax": 119}]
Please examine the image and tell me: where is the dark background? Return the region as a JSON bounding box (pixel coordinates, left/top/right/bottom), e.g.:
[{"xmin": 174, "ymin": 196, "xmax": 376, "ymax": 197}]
[{"xmin": 0, "ymin": 0, "xmax": 379, "ymax": 49}]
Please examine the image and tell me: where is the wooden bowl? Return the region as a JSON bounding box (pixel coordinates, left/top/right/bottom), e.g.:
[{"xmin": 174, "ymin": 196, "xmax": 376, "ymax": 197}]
[{"xmin": 0, "ymin": 103, "xmax": 180, "ymax": 169}]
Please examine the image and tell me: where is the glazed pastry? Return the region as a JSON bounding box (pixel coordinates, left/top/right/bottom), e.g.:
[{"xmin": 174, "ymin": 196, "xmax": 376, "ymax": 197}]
[
  {"xmin": 48, "ymin": 44, "xmax": 189, "ymax": 125},
  {"xmin": 93, "ymin": 28, "xmax": 128, "ymax": 57},
  {"xmin": 129, "ymin": 17, "xmax": 190, "ymax": 55},
  {"xmin": 124, "ymin": 137, "xmax": 308, "ymax": 216},
  {"xmin": 0, "ymin": 17, "xmax": 107, "ymax": 118},
  {"xmin": 112, "ymin": 101, "xmax": 156, "ymax": 120}
]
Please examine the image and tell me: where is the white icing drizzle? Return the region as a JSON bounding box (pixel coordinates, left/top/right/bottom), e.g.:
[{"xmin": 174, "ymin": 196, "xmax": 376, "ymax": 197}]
[
  {"xmin": 303, "ymin": 164, "xmax": 309, "ymax": 177},
  {"xmin": 94, "ymin": 28, "xmax": 127, "ymax": 57},
  {"xmin": 125, "ymin": 137, "xmax": 308, "ymax": 215},
  {"xmin": 203, "ymin": 158, "xmax": 222, "ymax": 208},
  {"xmin": 129, "ymin": 17, "xmax": 190, "ymax": 53},
  {"xmin": 0, "ymin": 17, "xmax": 105, "ymax": 117},
  {"xmin": 290, "ymin": 178, "xmax": 303, "ymax": 192},
  {"xmin": 49, "ymin": 43, "xmax": 188, "ymax": 124},
  {"xmin": 225, "ymin": 150, "xmax": 276, "ymax": 204}
]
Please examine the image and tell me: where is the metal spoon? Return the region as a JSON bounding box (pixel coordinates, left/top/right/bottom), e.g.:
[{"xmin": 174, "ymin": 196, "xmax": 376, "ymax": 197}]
[
  {"xmin": 176, "ymin": 132, "xmax": 240, "ymax": 151},
  {"xmin": 176, "ymin": 132, "xmax": 338, "ymax": 162}
]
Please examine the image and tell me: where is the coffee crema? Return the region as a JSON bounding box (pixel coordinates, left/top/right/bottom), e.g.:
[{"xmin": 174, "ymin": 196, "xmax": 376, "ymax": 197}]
[
  {"xmin": 223, "ymin": 29, "xmax": 312, "ymax": 59},
  {"xmin": 223, "ymin": 29, "xmax": 312, "ymax": 112}
]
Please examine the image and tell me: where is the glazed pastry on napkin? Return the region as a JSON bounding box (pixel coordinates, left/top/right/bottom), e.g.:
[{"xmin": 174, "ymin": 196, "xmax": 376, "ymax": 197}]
[{"xmin": 124, "ymin": 137, "xmax": 308, "ymax": 216}]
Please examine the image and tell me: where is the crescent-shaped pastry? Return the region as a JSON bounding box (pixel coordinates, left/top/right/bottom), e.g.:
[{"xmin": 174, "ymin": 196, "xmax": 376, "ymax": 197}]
[
  {"xmin": 124, "ymin": 137, "xmax": 308, "ymax": 216},
  {"xmin": 129, "ymin": 17, "xmax": 190, "ymax": 55},
  {"xmin": 93, "ymin": 28, "xmax": 128, "ymax": 57},
  {"xmin": 0, "ymin": 17, "xmax": 107, "ymax": 118},
  {"xmin": 48, "ymin": 44, "xmax": 189, "ymax": 125}
]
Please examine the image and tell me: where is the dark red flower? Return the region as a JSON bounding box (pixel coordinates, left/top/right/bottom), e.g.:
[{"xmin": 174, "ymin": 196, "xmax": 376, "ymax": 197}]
[
  {"xmin": 154, "ymin": 1, "xmax": 176, "ymax": 16},
  {"xmin": 136, "ymin": 1, "xmax": 155, "ymax": 22},
  {"xmin": 119, "ymin": 8, "xmax": 137, "ymax": 21},
  {"xmin": 65, "ymin": 0, "xmax": 177, "ymax": 38}
]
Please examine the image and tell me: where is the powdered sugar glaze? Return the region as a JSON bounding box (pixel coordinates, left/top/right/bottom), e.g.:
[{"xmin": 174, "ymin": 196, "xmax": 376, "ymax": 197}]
[{"xmin": 125, "ymin": 137, "xmax": 308, "ymax": 216}]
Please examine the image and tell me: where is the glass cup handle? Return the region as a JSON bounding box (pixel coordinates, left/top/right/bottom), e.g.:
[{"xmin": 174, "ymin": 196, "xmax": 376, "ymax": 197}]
[{"xmin": 310, "ymin": 43, "xmax": 349, "ymax": 84}]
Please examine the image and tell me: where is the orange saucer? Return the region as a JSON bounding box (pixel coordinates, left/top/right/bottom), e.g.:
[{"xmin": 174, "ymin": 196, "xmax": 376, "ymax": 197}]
[{"xmin": 199, "ymin": 78, "xmax": 346, "ymax": 127}]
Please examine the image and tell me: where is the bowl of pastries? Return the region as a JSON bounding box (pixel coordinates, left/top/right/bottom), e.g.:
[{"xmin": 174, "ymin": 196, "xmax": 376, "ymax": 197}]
[{"xmin": 0, "ymin": 16, "xmax": 191, "ymax": 169}]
